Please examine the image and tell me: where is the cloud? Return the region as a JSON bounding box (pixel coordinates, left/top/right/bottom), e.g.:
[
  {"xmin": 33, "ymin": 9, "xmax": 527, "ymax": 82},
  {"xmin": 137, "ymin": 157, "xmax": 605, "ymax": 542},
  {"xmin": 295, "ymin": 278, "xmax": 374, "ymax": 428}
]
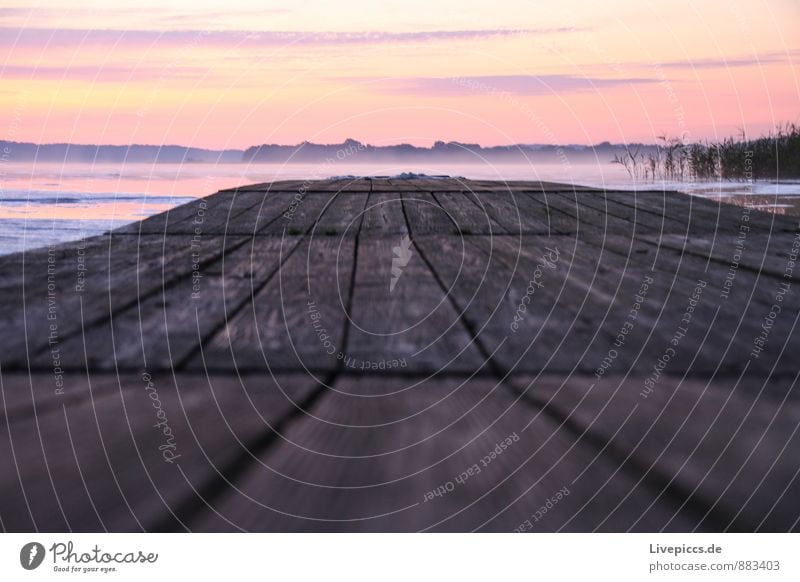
[
  {"xmin": 353, "ymin": 74, "xmax": 660, "ymax": 96},
  {"xmin": 0, "ymin": 8, "xmax": 32, "ymax": 17},
  {"xmin": 151, "ymin": 9, "xmax": 292, "ymax": 24},
  {"xmin": 0, "ymin": 7, "xmax": 292, "ymax": 26},
  {"xmin": 653, "ymin": 49, "xmax": 800, "ymax": 69},
  {"xmin": 0, "ymin": 64, "xmax": 208, "ymax": 82},
  {"xmin": 0, "ymin": 26, "xmax": 581, "ymax": 50}
]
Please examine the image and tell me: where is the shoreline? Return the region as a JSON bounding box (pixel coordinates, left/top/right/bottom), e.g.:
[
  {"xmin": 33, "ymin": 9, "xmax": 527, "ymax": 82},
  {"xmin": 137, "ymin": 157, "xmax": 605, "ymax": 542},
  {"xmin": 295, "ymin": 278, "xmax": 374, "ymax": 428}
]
[{"xmin": 3, "ymin": 172, "xmax": 800, "ymax": 257}]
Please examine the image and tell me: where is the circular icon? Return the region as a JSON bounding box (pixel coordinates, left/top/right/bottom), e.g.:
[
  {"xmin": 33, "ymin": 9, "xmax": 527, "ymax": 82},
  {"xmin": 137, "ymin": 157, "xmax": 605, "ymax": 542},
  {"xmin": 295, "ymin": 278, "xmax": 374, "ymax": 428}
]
[{"xmin": 19, "ymin": 542, "xmax": 45, "ymax": 570}]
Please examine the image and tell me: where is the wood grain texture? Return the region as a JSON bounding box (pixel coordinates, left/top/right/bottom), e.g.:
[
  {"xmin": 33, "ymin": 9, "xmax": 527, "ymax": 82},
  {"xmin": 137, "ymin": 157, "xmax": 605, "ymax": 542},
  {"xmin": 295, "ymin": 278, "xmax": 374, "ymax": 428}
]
[{"xmin": 1, "ymin": 178, "xmax": 797, "ymax": 532}]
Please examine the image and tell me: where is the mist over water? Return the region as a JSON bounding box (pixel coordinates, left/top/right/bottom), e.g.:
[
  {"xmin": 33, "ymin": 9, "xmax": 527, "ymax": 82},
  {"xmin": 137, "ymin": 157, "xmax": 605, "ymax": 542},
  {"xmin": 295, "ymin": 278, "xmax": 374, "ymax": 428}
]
[{"xmin": 1, "ymin": 162, "xmax": 798, "ymax": 255}]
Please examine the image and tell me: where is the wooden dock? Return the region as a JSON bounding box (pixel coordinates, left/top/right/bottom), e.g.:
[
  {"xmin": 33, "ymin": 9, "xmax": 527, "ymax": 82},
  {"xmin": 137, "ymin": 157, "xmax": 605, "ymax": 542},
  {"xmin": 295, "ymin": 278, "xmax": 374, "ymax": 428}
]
[{"xmin": 1, "ymin": 177, "xmax": 798, "ymax": 532}]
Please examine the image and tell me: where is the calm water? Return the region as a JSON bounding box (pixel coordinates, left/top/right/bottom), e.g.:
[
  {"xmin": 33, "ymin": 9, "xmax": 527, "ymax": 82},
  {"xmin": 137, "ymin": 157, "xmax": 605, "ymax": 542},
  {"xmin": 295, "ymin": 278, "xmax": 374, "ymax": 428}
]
[{"xmin": 1, "ymin": 162, "xmax": 798, "ymax": 255}]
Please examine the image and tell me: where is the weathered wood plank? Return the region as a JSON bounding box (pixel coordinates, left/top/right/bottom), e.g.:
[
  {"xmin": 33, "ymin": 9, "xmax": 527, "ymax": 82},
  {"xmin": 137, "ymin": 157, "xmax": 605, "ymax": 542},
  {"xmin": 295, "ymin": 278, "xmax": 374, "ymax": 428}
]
[
  {"xmin": 114, "ymin": 191, "xmax": 239, "ymax": 235},
  {"xmin": 557, "ymin": 190, "xmax": 691, "ymax": 234},
  {"xmin": 432, "ymin": 191, "xmax": 507, "ymax": 235},
  {"xmin": 26, "ymin": 236, "xmax": 303, "ymax": 371},
  {"xmin": 0, "ymin": 233, "xmax": 243, "ymax": 367},
  {"xmin": 642, "ymin": 231, "xmax": 800, "ymax": 283},
  {"xmin": 0, "ymin": 372, "xmax": 318, "ymax": 531},
  {"xmin": 386, "ymin": 178, "xmax": 432, "ymax": 192},
  {"xmin": 311, "ymin": 192, "xmax": 369, "ymax": 235},
  {"xmin": 471, "ymin": 191, "xmax": 556, "ymax": 234},
  {"xmin": 194, "ymin": 236, "xmax": 355, "ymax": 372},
  {"xmin": 361, "ymin": 193, "xmax": 408, "ymax": 234},
  {"xmin": 220, "ymin": 180, "xmax": 307, "ymax": 192},
  {"xmin": 525, "ymin": 191, "xmax": 636, "ymax": 235},
  {"xmin": 416, "ymin": 233, "xmax": 628, "ymax": 375},
  {"xmin": 187, "ymin": 375, "xmax": 696, "ymax": 532},
  {"xmin": 344, "ymin": 235, "xmax": 483, "ymax": 373},
  {"xmin": 462, "ymin": 179, "xmax": 599, "ymax": 193},
  {"xmin": 1, "ymin": 177, "xmax": 798, "ymax": 534},
  {"xmin": 206, "ymin": 191, "xmax": 299, "ymax": 235},
  {"xmin": 573, "ymin": 233, "xmax": 797, "ymax": 375},
  {"xmin": 258, "ymin": 192, "xmax": 338, "ymax": 235},
  {"xmin": 518, "ymin": 374, "xmax": 800, "ymax": 531},
  {"xmin": 402, "ymin": 192, "xmax": 459, "ymax": 235}
]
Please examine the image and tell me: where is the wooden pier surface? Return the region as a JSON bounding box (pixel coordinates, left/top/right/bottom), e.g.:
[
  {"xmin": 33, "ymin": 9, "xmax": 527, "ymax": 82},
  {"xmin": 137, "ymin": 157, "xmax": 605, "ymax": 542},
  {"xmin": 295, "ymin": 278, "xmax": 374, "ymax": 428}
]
[{"xmin": 1, "ymin": 177, "xmax": 799, "ymax": 532}]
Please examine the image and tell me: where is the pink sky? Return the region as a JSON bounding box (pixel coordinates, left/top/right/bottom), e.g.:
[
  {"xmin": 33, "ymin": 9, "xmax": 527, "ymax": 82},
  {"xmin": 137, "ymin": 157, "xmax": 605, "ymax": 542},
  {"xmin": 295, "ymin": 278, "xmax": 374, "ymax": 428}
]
[{"xmin": 0, "ymin": 0, "xmax": 798, "ymax": 148}]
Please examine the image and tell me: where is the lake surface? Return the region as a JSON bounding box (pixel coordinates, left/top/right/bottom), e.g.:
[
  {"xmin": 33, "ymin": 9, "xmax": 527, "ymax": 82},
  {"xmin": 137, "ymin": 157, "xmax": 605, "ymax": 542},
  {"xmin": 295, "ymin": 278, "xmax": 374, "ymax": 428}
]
[{"xmin": 1, "ymin": 162, "xmax": 798, "ymax": 255}]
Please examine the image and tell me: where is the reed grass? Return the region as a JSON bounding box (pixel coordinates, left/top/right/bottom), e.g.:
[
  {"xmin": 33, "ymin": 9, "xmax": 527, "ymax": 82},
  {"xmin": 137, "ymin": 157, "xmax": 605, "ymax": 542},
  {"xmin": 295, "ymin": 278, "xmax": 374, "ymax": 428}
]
[{"xmin": 612, "ymin": 123, "xmax": 800, "ymax": 181}]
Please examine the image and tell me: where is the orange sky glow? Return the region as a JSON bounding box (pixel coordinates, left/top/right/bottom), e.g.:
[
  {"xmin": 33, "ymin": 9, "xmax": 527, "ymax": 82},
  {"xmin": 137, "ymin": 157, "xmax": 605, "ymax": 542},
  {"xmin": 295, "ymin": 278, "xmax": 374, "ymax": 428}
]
[{"xmin": 0, "ymin": 0, "xmax": 798, "ymax": 148}]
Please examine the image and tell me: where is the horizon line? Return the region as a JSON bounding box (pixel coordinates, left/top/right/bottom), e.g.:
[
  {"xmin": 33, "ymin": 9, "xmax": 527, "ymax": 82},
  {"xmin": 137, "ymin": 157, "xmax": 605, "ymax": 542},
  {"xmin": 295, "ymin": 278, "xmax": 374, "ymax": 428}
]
[{"xmin": 0, "ymin": 136, "xmax": 756, "ymax": 151}]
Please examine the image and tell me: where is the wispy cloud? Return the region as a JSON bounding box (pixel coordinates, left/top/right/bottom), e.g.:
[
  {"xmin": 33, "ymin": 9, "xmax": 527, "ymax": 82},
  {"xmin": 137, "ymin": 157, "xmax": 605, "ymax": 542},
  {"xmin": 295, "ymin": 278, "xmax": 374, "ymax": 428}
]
[
  {"xmin": 0, "ymin": 26, "xmax": 577, "ymax": 50},
  {"xmin": 0, "ymin": 7, "xmax": 292, "ymax": 25},
  {"xmin": 151, "ymin": 9, "xmax": 292, "ymax": 24},
  {"xmin": 0, "ymin": 64, "xmax": 209, "ymax": 82},
  {"xmin": 652, "ymin": 49, "xmax": 800, "ymax": 69},
  {"xmin": 0, "ymin": 8, "xmax": 32, "ymax": 17},
  {"xmin": 353, "ymin": 74, "xmax": 660, "ymax": 96}
]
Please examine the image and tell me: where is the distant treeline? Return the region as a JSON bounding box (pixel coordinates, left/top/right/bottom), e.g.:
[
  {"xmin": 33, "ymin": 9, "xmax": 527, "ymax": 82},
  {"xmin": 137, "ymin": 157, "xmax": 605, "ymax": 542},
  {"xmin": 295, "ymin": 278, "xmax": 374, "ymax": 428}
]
[
  {"xmin": 3, "ymin": 129, "xmax": 797, "ymax": 173},
  {"xmin": 612, "ymin": 123, "xmax": 800, "ymax": 181},
  {"xmin": 0, "ymin": 142, "xmax": 243, "ymax": 163},
  {"xmin": 0, "ymin": 138, "xmax": 660, "ymax": 165}
]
